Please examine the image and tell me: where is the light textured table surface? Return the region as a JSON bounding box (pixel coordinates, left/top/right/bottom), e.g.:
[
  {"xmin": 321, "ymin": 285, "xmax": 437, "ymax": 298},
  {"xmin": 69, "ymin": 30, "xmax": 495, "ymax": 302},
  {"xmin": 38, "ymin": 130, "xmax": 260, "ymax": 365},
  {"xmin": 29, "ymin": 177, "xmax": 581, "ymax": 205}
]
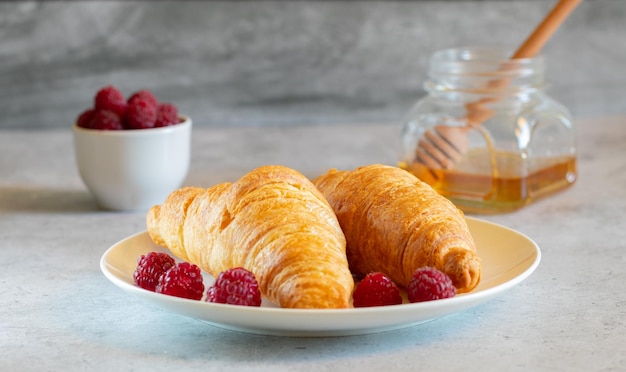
[{"xmin": 1, "ymin": 116, "xmax": 625, "ymax": 371}]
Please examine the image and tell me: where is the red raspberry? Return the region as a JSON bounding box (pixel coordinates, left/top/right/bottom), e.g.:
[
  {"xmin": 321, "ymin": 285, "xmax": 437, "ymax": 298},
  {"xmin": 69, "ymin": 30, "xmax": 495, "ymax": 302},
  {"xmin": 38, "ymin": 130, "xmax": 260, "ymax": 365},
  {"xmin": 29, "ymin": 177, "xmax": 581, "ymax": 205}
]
[
  {"xmin": 94, "ymin": 85, "xmax": 127, "ymax": 117},
  {"xmin": 352, "ymin": 272, "xmax": 402, "ymax": 307},
  {"xmin": 155, "ymin": 262, "xmax": 205, "ymax": 300},
  {"xmin": 124, "ymin": 97, "xmax": 157, "ymax": 129},
  {"xmin": 407, "ymin": 267, "xmax": 456, "ymax": 303},
  {"xmin": 90, "ymin": 110, "xmax": 124, "ymax": 130},
  {"xmin": 128, "ymin": 89, "xmax": 158, "ymax": 109},
  {"xmin": 206, "ymin": 267, "xmax": 262, "ymax": 306},
  {"xmin": 155, "ymin": 103, "xmax": 179, "ymax": 127},
  {"xmin": 133, "ymin": 252, "xmax": 175, "ymax": 291},
  {"xmin": 76, "ymin": 109, "xmax": 96, "ymax": 128}
]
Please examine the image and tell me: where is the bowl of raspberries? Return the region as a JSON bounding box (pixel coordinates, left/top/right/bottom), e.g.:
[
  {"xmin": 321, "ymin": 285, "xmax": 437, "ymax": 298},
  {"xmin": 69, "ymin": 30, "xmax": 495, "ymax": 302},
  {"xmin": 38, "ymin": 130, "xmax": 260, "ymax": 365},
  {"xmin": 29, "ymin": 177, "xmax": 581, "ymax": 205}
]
[{"xmin": 73, "ymin": 85, "xmax": 192, "ymax": 211}]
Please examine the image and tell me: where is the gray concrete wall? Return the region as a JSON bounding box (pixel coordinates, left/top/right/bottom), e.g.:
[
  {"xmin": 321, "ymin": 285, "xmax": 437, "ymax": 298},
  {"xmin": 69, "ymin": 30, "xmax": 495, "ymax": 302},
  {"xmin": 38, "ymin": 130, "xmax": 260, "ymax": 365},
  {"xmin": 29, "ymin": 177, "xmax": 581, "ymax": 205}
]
[{"xmin": 1, "ymin": 0, "xmax": 624, "ymax": 129}]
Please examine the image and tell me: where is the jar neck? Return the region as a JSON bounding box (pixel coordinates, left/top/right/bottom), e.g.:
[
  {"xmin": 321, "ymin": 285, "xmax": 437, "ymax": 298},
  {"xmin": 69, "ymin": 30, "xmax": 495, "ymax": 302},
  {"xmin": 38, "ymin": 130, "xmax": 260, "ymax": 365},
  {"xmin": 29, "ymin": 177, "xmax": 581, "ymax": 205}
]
[{"xmin": 425, "ymin": 47, "xmax": 546, "ymax": 99}]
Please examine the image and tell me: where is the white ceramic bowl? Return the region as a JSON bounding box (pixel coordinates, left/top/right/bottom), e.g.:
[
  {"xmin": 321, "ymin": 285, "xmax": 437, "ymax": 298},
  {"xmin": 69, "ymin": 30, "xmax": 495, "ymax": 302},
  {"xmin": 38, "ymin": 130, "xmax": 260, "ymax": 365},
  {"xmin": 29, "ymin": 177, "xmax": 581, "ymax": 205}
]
[{"xmin": 73, "ymin": 116, "xmax": 192, "ymax": 211}]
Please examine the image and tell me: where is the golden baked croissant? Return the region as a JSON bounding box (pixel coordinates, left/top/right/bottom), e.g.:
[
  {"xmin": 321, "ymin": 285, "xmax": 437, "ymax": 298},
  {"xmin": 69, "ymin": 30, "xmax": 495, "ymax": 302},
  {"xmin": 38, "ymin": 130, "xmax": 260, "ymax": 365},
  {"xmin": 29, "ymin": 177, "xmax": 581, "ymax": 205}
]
[
  {"xmin": 146, "ymin": 165, "xmax": 354, "ymax": 309},
  {"xmin": 312, "ymin": 164, "xmax": 481, "ymax": 293}
]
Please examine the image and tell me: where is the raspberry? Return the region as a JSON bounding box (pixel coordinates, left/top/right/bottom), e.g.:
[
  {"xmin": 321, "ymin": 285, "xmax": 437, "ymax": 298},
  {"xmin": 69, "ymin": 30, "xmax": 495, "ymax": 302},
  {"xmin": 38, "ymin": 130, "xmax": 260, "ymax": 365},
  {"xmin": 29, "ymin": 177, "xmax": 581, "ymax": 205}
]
[
  {"xmin": 133, "ymin": 252, "xmax": 175, "ymax": 291},
  {"xmin": 352, "ymin": 272, "xmax": 402, "ymax": 307},
  {"xmin": 155, "ymin": 262, "xmax": 205, "ymax": 300},
  {"xmin": 90, "ymin": 110, "xmax": 124, "ymax": 130},
  {"xmin": 206, "ymin": 267, "xmax": 262, "ymax": 306},
  {"xmin": 407, "ymin": 267, "xmax": 456, "ymax": 303},
  {"xmin": 94, "ymin": 85, "xmax": 127, "ymax": 117},
  {"xmin": 76, "ymin": 109, "xmax": 96, "ymax": 128},
  {"xmin": 124, "ymin": 97, "xmax": 157, "ymax": 129},
  {"xmin": 155, "ymin": 103, "xmax": 179, "ymax": 127},
  {"xmin": 128, "ymin": 89, "xmax": 158, "ymax": 109}
]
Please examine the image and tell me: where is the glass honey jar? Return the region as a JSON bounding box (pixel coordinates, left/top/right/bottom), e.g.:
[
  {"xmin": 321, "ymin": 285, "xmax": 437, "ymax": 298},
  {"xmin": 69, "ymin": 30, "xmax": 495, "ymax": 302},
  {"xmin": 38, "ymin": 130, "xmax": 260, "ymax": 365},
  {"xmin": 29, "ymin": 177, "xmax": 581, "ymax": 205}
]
[{"xmin": 398, "ymin": 47, "xmax": 577, "ymax": 213}]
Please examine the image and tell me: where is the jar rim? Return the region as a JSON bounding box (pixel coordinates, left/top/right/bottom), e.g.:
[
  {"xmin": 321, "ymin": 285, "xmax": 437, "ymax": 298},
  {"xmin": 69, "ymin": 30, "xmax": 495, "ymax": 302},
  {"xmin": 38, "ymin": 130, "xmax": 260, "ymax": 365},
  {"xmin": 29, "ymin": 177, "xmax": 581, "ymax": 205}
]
[
  {"xmin": 429, "ymin": 46, "xmax": 545, "ymax": 75},
  {"xmin": 431, "ymin": 46, "xmax": 544, "ymax": 63},
  {"xmin": 426, "ymin": 46, "xmax": 546, "ymax": 95}
]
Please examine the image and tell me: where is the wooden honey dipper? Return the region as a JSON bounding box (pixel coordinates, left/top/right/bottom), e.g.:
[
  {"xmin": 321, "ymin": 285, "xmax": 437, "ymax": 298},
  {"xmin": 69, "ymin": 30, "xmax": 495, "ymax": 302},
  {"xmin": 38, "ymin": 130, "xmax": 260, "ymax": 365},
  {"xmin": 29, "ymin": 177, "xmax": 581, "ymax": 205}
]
[{"xmin": 415, "ymin": 0, "xmax": 582, "ymax": 170}]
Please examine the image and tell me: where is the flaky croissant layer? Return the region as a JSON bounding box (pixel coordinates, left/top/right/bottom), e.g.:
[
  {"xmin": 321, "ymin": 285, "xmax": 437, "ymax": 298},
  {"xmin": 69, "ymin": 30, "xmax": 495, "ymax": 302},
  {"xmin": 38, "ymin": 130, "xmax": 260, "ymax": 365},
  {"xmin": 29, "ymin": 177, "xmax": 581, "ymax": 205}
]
[
  {"xmin": 147, "ymin": 165, "xmax": 354, "ymax": 309},
  {"xmin": 313, "ymin": 164, "xmax": 481, "ymax": 293}
]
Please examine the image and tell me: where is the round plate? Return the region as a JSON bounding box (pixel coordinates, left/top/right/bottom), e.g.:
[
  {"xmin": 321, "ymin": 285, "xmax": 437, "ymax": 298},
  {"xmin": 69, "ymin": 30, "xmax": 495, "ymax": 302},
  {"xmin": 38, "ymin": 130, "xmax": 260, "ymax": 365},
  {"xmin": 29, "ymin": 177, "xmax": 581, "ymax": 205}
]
[{"xmin": 100, "ymin": 217, "xmax": 540, "ymax": 337}]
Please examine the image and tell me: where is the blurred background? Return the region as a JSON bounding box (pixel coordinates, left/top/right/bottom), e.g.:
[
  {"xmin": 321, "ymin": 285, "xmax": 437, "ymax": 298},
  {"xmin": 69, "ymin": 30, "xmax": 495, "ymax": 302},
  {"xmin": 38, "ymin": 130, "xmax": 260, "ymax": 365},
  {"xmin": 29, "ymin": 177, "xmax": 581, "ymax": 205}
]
[{"xmin": 1, "ymin": 0, "xmax": 623, "ymax": 129}]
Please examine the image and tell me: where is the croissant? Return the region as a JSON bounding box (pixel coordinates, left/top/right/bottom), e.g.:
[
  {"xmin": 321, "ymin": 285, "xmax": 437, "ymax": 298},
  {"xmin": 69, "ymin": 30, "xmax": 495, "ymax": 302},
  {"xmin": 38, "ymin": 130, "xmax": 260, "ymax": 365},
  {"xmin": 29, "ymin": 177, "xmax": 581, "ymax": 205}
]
[
  {"xmin": 147, "ymin": 165, "xmax": 354, "ymax": 309},
  {"xmin": 312, "ymin": 164, "xmax": 481, "ymax": 293}
]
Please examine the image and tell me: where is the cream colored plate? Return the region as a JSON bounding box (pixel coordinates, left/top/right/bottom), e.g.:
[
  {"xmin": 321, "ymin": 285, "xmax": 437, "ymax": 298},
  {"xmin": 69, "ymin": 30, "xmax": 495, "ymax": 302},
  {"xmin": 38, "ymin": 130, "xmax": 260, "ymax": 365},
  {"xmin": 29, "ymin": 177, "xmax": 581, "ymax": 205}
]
[{"xmin": 100, "ymin": 217, "xmax": 540, "ymax": 337}]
